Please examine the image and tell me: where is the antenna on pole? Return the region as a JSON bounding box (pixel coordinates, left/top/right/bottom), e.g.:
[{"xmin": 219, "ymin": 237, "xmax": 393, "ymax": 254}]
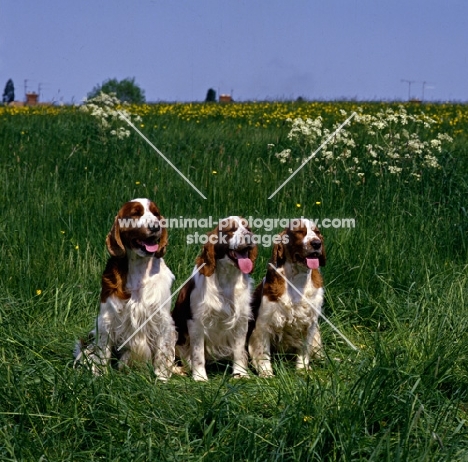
[
  {"xmin": 38, "ymin": 83, "xmax": 50, "ymax": 102},
  {"xmin": 401, "ymin": 79, "xmax": 416, "ymax": 101}
]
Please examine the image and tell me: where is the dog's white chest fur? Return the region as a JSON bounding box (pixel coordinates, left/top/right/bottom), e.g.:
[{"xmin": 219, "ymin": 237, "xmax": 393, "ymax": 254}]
[
  {"xmin": 191, "ymin": 262, "xmax": 252, "ymax": 359},
  {"xmin": 106, "ymin": 258, "xmax": 174, "ymax": 343},
  {"xmin": 260, "ymin": 267, "xmax": 323, "ymax": 351}
]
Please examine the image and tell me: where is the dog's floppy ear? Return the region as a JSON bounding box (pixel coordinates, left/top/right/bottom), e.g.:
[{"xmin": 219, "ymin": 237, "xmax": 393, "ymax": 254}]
[
  {"xmin": 106, "ymin": 216, "xmax": 126, "ymax": 257},
  {"xmin": 248, "ymin": 245, "xmax": 258, "ymax": 272},
  {"xmin": 270, "ymin": 230, "xmax": 287, "ymax": 268},
  {"xmin": 196, "ymin": 229, "xmax": 217, "ymax": 277},
  {"xmin": 317, "ymin": 229, "xmax": 326, "ymax": 267},
  {"xmin": 154, "ymin": 219, "xmax": 168, "ymax": 259}
]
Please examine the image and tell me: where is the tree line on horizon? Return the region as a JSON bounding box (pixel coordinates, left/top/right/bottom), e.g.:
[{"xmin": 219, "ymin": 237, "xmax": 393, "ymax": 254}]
[{"xmin": 2, "ymin": 77, "xmax": 226, "ymax": 105}]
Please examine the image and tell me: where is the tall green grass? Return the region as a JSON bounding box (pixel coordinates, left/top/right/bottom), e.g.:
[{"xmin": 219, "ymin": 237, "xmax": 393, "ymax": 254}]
[{"xmin": 0, "ymin": 103, "xmax": 467, "ymax": 460}]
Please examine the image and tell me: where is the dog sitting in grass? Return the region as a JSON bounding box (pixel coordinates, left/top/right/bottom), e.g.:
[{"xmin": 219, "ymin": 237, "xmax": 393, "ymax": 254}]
[
  {"xmin": 172, "ymin": 217, "xmax": 257, "ymax": 381},
  {"xmin": 74, "ymin": 198, "xmax": 176, "ymax": 381},
  {"xmin": 248, "ymin": 218, "xmax": 326, "ymax": 377}
]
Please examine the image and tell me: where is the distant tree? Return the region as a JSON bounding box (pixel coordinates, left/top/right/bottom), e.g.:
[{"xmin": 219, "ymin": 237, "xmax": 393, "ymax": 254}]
[
  {"xmin": 205, "ymin": 88, "xmax": 217, "ymax": 102},
  {"xmin": 2, "ymin": 79, "xmax": 15, "ymax": 103},
  {"xmin": 88, "ymin": 77, "xmax": 145, "ymax": 103}
]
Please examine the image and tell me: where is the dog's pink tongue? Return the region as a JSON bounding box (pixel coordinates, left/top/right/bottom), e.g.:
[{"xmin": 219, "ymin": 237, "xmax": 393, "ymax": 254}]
[
  {"xmin": 306, "ymin": 258, "xmax": 319, "ymax": 270},
  {"xmin": 144, "ymin": 243, "xmax": 159, "ymax": 253},
  {"xmin": 236, "ymin": 252, "xmax": 253, "ymax": 274}
]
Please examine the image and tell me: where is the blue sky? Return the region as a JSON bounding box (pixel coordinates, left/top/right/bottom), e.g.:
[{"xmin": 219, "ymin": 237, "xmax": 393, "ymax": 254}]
[{"xmin": 0, "ymin": 0, "xmax": 466, "ymax": 103}]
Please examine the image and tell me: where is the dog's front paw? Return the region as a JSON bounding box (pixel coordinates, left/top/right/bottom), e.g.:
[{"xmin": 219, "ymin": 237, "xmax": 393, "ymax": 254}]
[
  {"xmin": 74, "ymin": 345, "xmax": 108, "ymax": 376},
  {"xmin": 192, "ymin": 370, "xmax": 208, "ymax": 382},
  {"xmin": 172, "ymin": 365, "xmax": 187, "ymax": 376},
  {"xmin": 258, "ymin": 368, "xmax": 275, "ymax": 378},
  {"xmin": 232, "ymin": 364, "xmax": 249, "ymax": 379},
  {"xmin": 312, "ymin": 349, "xmax": 325, "ymax": 361}
]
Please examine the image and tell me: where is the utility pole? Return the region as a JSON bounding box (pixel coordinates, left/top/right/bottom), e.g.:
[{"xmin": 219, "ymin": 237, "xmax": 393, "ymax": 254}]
[
  {"xmin": 401, "ymin": 79, "xmax": 416, "ymax": 101},
  {"xmin": 38, "ymin": 83, "xmax": 50, "ymax": 102}
]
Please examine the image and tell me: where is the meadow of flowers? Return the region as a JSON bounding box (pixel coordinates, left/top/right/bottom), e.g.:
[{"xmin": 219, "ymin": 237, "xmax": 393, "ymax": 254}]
[
  {"xmin": 0, "ymin": 99, "xmax": 467, "ymax": 460},
  {"xmin": 2, "ymin": 98, "xmax": 468, "ymax": 130}
]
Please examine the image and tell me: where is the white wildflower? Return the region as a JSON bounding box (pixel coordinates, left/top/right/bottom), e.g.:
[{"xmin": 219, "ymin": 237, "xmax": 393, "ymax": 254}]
[
  {"xmin": 81, "ymin": 91, "xmax": 140, "ymax": 142},
  {"xmin": 423, "ymin": 155, "xmax": 440, "ymax": 169},
  {"xmin": 372, "ymin": 120, "xmax": 387, "ymax": 130},
  {"xmin": 387, "ymin": 150, "xmax": 400, "ymax": 159},
  {"xmin": 430, "ymin": 139, "xmax": 442, "ymax": 151},
  {"xmin": 339, "ymin": 149, "xmax": 352, "ymax": 159},
  {"xmin": 388, "ymin": 166, "xmax": 402, "ymax": 174},
  {"xmin": 408, "ymin": 137, "xmax": 424, "ymax": 154},
  {"xmin": 437, "ymin": 133, "xmax": 453, "ymax": 143},
  {"xmin": 275, "ymin": 149, "xmax": 291, "ymax": 163}
]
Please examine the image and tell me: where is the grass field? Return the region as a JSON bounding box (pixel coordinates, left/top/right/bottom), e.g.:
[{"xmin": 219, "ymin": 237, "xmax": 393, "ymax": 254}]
[{"xmin": 0, "ymin": 100, "xmax": 467, "ymax": 460}]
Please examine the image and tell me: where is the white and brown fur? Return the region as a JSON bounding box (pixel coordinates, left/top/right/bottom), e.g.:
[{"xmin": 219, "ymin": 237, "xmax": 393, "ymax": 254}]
[
  {"xmin": 248, "ymin": 219, "xmax": 326, "ymax": 377},
  {"xmin": 74, "ymin": 198, "xmax": 176, "ymax": 381},
  {"xmin": 172, "ymin": 217, "xmax": 258, "ymax": 381}
]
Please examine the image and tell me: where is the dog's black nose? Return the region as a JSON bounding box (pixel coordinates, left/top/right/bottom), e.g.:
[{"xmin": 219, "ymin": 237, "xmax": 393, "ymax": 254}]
[
  {"xmin": 311, "ymin": 239, "xmax": 322, "ymax": 250},
  {"xmin": 149, "ymin": 223, "xmax": 160, "ymax": 233}
]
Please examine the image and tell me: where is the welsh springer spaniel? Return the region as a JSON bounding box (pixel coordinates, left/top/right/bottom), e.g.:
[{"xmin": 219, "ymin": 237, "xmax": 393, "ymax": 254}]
[
  {"xmin": 248, "ymin": 218, "xmax": 326, "ymax": 377},
  {"xmin": 75, "ymin": 198, "xmax": 176, "ymax": 381},
  {"xmin": 172, "ymin": 217, "xmax": 258, "ymax": 381}
]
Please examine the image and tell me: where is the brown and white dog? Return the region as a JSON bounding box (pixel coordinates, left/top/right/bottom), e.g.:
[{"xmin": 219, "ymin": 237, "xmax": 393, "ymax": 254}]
[
  {"xmin": 75, "ymin": 198, "xmax": 176, "ymax": 381},
  {"xmin": 172, "ymin": 217, "xmax": 258, "ymax": 381},
  {"xmin": 248, "ymin": 218, "xmax": 326, "ymax": 377}
]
